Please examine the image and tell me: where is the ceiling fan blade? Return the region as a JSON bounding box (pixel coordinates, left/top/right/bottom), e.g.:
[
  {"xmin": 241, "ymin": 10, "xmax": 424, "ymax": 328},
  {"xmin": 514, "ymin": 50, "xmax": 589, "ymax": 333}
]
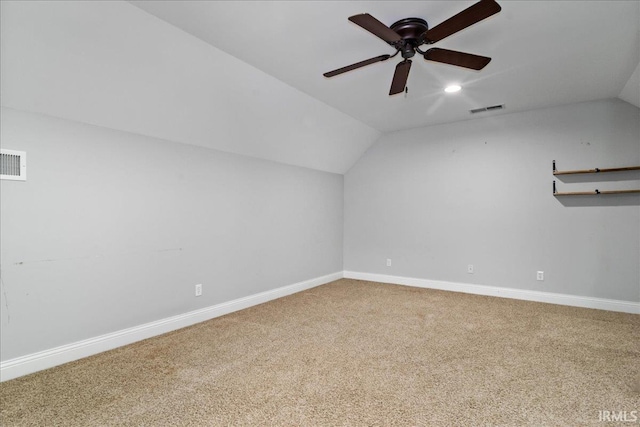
[
  {"xmin": 424, "ymin": 0, "xmax": 501, "ymax": 43},
  {"xmin": 348, "ymin": 13, "xmax": 402, "ymax": 44},
  {"xmin": 389, "ymin": 60, "xmax": 412, "ymax": 95},
  {"xmin": 323, "ymin": 54, "xmax": 392, "ymax": 77},
  {"xmin": 424, "ymin": 48, "xmax": 491, "ymax": 70}
]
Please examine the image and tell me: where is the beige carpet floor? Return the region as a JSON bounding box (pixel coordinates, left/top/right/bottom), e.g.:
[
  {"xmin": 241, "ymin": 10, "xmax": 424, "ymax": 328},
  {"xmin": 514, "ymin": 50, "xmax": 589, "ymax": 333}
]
[{"xmin": 1, "ymin": 279, "xmax": 639, "ymax": 426}]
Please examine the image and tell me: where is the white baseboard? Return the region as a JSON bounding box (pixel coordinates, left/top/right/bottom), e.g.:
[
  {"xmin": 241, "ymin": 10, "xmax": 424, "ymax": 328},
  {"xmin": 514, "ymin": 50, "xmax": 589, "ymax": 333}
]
[
  {"xmin": 0, "ymin": 272, "xmax": 343, "ymax": 382},
  {"xmin": 3, "ymin": 270, "xmax": 636, "ymax": 382},
  {"xmin": 344, "ymin": 271, "xmax": 640, "ymax": 315}
]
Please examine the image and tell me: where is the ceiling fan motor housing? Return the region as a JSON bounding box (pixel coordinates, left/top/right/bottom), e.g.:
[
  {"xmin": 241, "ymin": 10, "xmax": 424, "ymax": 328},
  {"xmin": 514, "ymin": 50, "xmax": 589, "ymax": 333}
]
[{"xmin": 390, "ymin": 18, "xmax": 429, "ymax": 58}]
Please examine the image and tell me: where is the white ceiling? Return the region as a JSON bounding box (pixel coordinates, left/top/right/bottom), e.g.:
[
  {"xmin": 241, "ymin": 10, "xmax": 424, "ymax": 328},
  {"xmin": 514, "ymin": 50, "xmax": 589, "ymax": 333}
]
[
  {"xmin": 131, "ymin": 1, "xmax": 640, "ymax": 132},
  {"xmin": 2, "ymin": 1, "xmax": 638, "ymax": 174},
  {"xmin": 0, "ymin": 1, "xmax": 379, "ymax": 174}
]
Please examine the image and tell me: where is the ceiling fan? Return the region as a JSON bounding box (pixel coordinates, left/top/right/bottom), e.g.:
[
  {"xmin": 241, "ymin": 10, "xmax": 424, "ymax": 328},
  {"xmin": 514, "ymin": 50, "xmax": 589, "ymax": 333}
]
[{"xmin": 323, "ymin": 0, "xmax": 502, "ymax": 95}]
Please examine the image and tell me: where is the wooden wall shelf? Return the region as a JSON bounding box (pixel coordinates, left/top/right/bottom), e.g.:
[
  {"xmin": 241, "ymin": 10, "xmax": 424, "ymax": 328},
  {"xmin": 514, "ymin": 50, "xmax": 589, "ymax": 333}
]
[
  {"xmin": 552, "ymin": 161, "xmax": 640, "ymax": 196},
  {"xmin": 554, "ymin": 189, "xmax": 640, "ymax": 196},
  {"xmin": 553, "ymin": 166, "xmax": 640, "ymax": 176}
]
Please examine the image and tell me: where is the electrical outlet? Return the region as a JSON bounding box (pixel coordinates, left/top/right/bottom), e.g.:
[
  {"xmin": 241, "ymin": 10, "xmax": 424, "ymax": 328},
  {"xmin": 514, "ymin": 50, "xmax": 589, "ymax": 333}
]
[
  {"xmin": 195, "ymin": 284, "xmax": 202, "ymax": 296},
  {"xmin": 536, "ymin": 271, "xmax": 544, "ymax": 281},
  {"xmin": 386, "ymin": 258, "xmax": 392, "ymax": 267},
  {"xmin": 467, "ymin": 264, "xmax": 474, "ymax": 274}
]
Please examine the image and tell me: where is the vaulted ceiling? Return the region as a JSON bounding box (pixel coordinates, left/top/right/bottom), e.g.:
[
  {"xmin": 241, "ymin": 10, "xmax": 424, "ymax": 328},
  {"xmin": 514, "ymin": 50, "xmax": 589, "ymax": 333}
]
[
  {"xmin": 1, "ymin": 1, "xmax": 638, "ymax": 174},
  {"xmin": 131, "ymin": 1, "xmax": 640, "ymax": 132}
]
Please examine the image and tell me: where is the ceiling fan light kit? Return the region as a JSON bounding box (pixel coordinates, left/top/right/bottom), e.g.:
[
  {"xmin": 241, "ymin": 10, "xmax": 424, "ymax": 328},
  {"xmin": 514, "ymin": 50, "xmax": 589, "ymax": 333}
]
[{"xmin": 323, "ymin": 0, "xmax": 501, "ymax": 96}]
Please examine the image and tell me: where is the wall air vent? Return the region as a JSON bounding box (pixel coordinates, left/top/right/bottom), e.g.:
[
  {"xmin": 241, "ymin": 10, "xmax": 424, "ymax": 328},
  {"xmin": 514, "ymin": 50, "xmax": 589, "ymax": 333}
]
[
  {"xmin": 1, "ymin": 149, "xmax": 27, "ymax": 181},
  {"xmin": 470, "ymin": 104, "xmax": 505, "ymax": 114}
]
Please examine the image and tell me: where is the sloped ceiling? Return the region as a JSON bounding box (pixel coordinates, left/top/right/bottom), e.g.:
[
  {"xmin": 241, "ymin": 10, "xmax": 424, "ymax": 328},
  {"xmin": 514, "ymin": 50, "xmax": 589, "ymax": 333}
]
[
  {"xmin": 619, "ymin": 62, "xmax": 640, "ymax": 108},
  {"xmin": 131, "ymin": 1, "xmax": 640, "ymax": 132},
  {"xmin": 1, "ymin": 1, "xmax": 638, "ymax": 174},
  {"xmin": 0, "ymin": 1, "xmax": 379, "ymax": 174}
]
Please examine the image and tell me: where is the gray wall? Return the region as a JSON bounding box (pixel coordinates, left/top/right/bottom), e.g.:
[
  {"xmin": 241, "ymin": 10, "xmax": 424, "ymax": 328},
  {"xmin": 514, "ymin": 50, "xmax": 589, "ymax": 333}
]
[
  {"xmin": 0, "ymin": 108, "xmax": 344, "ymax": 361},
  {"xmin": 345, "ymin": 99, "xmax": 640, "ymax": 302}
]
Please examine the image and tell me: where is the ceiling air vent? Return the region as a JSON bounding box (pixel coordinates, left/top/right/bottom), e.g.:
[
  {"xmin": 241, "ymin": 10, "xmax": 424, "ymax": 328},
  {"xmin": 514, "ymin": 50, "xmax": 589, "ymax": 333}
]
[
  {"xmin": 1, "ymin": 149, "xmax": 27, "ymax": 181},
  {"xmin": 470, "ymin": 104, "xmax": 505, "ymax": 114}
]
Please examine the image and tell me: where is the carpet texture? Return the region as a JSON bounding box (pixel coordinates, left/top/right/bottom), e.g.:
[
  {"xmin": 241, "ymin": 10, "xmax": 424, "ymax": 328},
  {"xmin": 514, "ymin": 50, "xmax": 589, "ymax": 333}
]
[{"xmin": 1, "ymin": 279, "xmax": 639, "ymax": 426}]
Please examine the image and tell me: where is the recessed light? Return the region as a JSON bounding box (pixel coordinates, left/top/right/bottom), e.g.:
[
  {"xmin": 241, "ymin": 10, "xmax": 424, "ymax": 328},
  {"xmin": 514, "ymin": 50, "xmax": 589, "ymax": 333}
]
[{"xmin": 445, "ymin": 85, "xmax": 462, "ymax": 93}]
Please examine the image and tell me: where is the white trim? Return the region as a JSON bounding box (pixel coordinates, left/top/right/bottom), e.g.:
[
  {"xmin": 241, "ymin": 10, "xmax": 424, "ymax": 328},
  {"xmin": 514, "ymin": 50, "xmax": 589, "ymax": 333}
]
[
  {"xmin": 344, "ymin": 271, "xmax": 640, "ymax": 314},
  {"xmin": 4, "ymin": 270, "xmax": 636, "ymax": 382},
  {"xmin": 0, "ymin": 272, "xmax": 343, "ymax": 382}
]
